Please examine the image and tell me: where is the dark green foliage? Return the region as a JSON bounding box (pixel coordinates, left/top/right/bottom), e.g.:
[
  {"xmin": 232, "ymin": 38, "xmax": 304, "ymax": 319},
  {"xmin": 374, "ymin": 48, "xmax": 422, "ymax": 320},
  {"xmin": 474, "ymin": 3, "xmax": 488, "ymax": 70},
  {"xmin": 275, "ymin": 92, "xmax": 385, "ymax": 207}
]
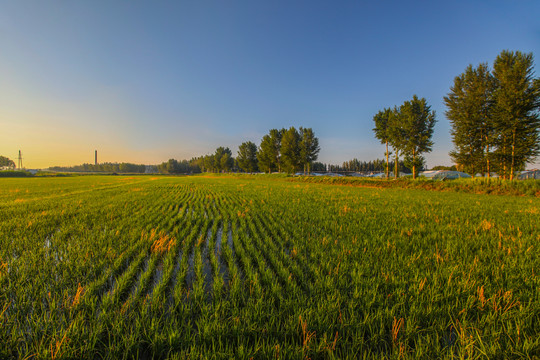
[
  {"xmin": 376, "ymin": 98, "xmax": 435, "ymax": 178},
  {"xmin": 299, "ymin": 127, "xmax": 320, "ymax": 174},
  {"xmin": 201, "ymin": 147, "xmax": 234, "ymax": 173},
  {"xmin": 340, "ymin": 158, "xmax": 411, "ymax": 173},
  {"xmin": 492, "ymin": 50, "xmax": 540, "ymax": 179},
  {"xmin": 215, "ymin": 147, "xmax": 234, "ymax": 173},
  {"xmin": 0, "ymin": 156, "xmax": 16, "ymax": 169},
  {"xmin": 372, "ymin": 108, "xmax": 393, "ymax": 178},
  {"xmin": 0, "ymin": 170, "xmax": 33, "ymax": 177},
  {"xmin": 237, "ymin": 141, "xmax": 258, "ymax": 173},
  {"xmin": 445, "ymin": 50, "xmax": 540, "ymax": 179},
  {"xmin": 257, "ymin": 129, "xmax": 284, "ymax": 173},
  {"xmin": 280, "ymin": 127, "xmax": 302, "ymax": 174},
  {"xmin": 157, "ymin": 159, "xmax": 191, "ymax": 174},
  {"xmin": 311, "ymin": 161, "xmax": 326, "ymax": 171},
  {"xmin": 444, "ymin": 63, "xmax": 496, "ymax": 176},
  {"xmin": 202, "ymin": 154, "xmax": 215, "ymax": 172},
  {"xmin": 50, "ymin": 162, "xmax": 149, "ymax": 173},
  {"xmin": 396, "ymin": 96, "xmax": 436, "ymax": 178}
]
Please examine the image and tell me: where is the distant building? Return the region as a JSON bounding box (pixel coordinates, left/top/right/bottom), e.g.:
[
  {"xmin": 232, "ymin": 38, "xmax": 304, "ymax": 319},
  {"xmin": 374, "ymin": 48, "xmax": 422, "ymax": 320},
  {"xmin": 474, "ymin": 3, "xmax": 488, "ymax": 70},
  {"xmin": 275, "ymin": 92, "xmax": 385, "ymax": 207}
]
[
  {"xmin": 420, "ymin": 170, "xmax": 472, "ymax": 180},
  {"xmin": 518, "ymin": 170, "xmax": 540, "ymax": 180}
]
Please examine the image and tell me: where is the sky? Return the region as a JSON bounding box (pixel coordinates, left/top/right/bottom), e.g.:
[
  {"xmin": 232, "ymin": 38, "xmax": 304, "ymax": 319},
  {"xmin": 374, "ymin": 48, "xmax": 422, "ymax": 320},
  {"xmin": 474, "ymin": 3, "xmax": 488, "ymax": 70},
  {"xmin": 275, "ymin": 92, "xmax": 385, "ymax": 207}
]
[{"xmin": 1, "ymin": 1, "xmax": 539, "ymax": 169}]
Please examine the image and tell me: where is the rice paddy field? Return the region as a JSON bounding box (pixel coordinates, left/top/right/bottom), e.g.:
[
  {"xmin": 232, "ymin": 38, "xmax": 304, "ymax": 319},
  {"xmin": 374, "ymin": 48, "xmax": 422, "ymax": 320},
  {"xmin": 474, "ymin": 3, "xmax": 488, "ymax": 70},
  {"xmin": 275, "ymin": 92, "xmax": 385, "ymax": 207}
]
[{"xmin": 0, "ymin": 175, "xmax": 539, "ymax": 359}]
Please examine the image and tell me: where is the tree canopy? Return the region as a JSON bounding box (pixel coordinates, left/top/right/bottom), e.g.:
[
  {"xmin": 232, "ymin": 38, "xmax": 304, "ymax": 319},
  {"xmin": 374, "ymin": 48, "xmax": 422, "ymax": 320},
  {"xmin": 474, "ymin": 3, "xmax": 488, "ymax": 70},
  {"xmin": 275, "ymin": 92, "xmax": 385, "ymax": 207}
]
[
  {"xmin": 492, "ymin": 50, "xmax": 540, "ymax": 179},
  {"xmin": 299, "ymin": 127, "xmax": 320, "ymax": 174},
  {"xmin": 445, "ymin": 50, "xmax": 540, "ymax": 178},
  {"xmin": 372, "ymin": 108, "xmax": 393, "ymax": 178},
  {"xmin": 237, "ymin": 141, "xmax": 258, "ymax": 173},
  {"xmin": 444, "ymin": 63, "xmax": 495, "ymax": 176},
  {"xmin": 257, "ymin": 129, "xmax": 283, "ymax": 173},
  {"xmin": 256, "ymin": 127, "xmax": 320, "ymax": 174},
  {"xmin": 398, "ymin": 95, "xmax": 436, "ymax": 178},
  {"xmin": 280, "ymin": 127, "xmax": 302, "ymax": 174},
  {"xmin": 0, "ymin": 156, "xmax": 16, "ymax": 169},
  {"xmin": 373, "ymin": 97, "xmax": 435, "ymax": 178}
]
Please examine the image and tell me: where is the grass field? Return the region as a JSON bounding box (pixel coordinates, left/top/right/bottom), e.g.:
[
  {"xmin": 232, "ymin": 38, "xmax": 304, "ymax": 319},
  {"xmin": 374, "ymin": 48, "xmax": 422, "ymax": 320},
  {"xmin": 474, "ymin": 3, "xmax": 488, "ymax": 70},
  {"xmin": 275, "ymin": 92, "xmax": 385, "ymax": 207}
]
[{"xmin": 1, "ymin": 175, "xmax": 539, "ymax": 359}]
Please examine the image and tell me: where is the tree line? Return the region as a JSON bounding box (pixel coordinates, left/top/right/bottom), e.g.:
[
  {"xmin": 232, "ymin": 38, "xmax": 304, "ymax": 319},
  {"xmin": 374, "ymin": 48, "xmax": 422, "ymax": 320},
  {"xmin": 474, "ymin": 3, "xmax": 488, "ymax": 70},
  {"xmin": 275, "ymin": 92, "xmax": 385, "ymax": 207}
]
[
  {"xmin": 444, "ymin": 50, "xmax": 540, "ymax": 179},
  {"xmin": 49, "ymin": 162, "xmax": 149, "ymax": 173},
  {"xmin": 157, "ymin": 127, "xmax": 321, "ymax": 175},
  {"xmin": 340, "ymin": 158, "xmax": 412, "ymax": 173}
]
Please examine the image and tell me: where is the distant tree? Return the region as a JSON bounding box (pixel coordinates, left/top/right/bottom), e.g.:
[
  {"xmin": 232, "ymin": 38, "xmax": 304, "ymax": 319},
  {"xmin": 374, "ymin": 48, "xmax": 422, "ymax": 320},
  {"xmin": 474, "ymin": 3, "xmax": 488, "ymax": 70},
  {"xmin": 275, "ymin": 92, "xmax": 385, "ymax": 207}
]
[
  {"xmin": 395, "ymin": 95, "xmax": 436, "ymax": 178},
  {"xmin": 299, "ymin": 127, "xmax": 320, "ymax": 174},
  {"xmin": 312, "ymin": 162, "xmax": 326, "ymax": 172},
  {"xmin": 0, "ymin": 156, "xmax": 16, "ymax": 169},
  {"xmin": 119, "ymin": 162, "xmax": 147, "ymax": 173},
  {"xmin": 220, "ymin": 152, "xmax": 233, "ymax": 172},
  {"xmin": 444, "ymin": 63, "xmax": 496, "ymax": 177},
  {"xmin": 372, "ymin": 108, "xmax": 394, "ymax": 179},
  {"xmin": 492, "ymin": 50, "xmax": 540, "ymax": 179},
  {"xmin": 257, "ymin": 134, "xmax": 274, "ymax": 173},
  {"xmin": 158, "ymin": 159, "xmax": 180, "ymax": 174},
  {"xmin": 339, "ymin": 158, "xmax": 413, "ymax": 173},
  {"xmin": 257, "ymin": 129, "xmax": 284, "ymax": 173},
  {"xmin": 51, "ymin": 162, "xmax": 146, "ymax": 173},
  {"xmin": 213, "ymin": 147, "xmax": 233, "ymax": 173},
  {"xmin": 203, "ymin": 154, "xmax": 215, "ymax": 172},
  {"xmin": 237, "ymin": 141, "xmax": 258, "ymax": 173},
  {"xmin": 189, "ymin": 157, "xmax": 203, "ymax": 173},
  {"xmin": 280, "ymin": 127, "xmax": 302, "ymax": 174}
]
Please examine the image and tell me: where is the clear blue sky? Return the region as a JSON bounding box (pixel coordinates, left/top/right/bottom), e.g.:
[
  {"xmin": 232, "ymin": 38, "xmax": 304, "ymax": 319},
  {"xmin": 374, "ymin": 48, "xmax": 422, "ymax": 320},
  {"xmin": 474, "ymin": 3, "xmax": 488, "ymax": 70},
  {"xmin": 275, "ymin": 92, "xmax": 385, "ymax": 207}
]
[{"xmin": 1, "ymin": 1, "xmax": 539, "ymax": 168}]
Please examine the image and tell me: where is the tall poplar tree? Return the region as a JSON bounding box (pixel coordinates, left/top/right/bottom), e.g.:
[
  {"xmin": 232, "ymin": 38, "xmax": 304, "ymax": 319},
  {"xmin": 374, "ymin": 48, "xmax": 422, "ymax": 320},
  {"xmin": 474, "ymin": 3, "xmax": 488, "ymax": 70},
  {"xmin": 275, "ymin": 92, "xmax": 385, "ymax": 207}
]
[
  {"xmin": 492, "ymin": 50, "xmax": 540, "ymax": 179},
  {"xmin": 397, "ymin": 95, "xmax": 436, "ymax": 179},
  {"xmin": 213, "ymin": 147, "xmax": 233, "ymax": 173},
  {"xmin": 257, "ymin": 129, "xmax": 284, "ymax": 173},
  {"xmin": 237, "ymin": 141, "xmax": 258, "ymax": 173},
  {"xmin": 444, "ymin": 63, "xmax": 496, "ymax": 176},
  {"xmin": 372, "ymin": 108, "xmax": 393, "ymax": 179},
  {"xmin": 280, "ymin": 127, "xmax": 302, "ymax": 174},
  {"xmin": 299, "ymin": 127, "xmax": 320, "ymax": 174}
]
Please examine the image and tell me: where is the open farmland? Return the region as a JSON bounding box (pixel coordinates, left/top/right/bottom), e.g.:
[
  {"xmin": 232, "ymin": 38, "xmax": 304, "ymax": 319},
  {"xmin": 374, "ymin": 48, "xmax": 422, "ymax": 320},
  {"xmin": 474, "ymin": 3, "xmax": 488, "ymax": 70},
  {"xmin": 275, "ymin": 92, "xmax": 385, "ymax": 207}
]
[{"xmin": 0, "ymin": 175, "xmax": 539, "ymax": 359}]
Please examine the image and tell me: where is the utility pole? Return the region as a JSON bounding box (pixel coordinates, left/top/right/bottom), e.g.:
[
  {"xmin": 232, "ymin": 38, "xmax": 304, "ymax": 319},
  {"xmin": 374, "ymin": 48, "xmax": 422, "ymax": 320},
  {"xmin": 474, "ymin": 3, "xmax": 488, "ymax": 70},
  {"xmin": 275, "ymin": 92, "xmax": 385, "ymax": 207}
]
[
  {"xmin": 95, "ymin": 150, "xmax": 97, "ymax": 166},
  {"xmin": 18, "ymin": 150, "xmax": 23, "ymax": 169}
]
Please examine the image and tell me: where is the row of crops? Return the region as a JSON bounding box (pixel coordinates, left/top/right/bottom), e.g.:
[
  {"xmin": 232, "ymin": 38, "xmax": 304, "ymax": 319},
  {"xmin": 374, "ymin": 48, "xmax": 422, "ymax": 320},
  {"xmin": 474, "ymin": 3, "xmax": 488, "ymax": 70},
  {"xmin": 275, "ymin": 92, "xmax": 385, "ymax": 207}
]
[{"xmin": 0, "ymin": 175, "xmax": 539, "ymax": 359}]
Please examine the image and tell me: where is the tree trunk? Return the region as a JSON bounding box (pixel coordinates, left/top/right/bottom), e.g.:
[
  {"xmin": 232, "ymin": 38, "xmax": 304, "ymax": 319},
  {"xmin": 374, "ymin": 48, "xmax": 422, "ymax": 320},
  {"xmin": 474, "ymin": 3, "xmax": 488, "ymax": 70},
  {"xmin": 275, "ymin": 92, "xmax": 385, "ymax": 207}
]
[
  {"xmin": 385, "ymin": 141, "xmax": 389, "ymax": 180},
  {"xmin": 510, "ymin": 129, "xmax": 516, "ymax": 180},
  {"xmin": 502, "ymin": 139, "xmax": 507, "ymax": 180},
  {"xmin": 394, "ymin": 151, "xmax": 399, "ymax": 178},
  {"xmin": 486, "ymin": 140, "xmax": 490, "ymax": 179},
  {"xmin": 413, "ymin": 150, "xmax": 416, "ymax": 180}
]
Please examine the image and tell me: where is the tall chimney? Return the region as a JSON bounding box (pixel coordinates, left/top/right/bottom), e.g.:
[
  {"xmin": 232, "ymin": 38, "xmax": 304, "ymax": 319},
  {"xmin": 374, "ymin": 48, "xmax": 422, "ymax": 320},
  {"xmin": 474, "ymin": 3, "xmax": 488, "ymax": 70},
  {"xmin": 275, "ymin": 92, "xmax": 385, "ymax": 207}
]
[{"xmin": 95, "ymin": 150, "xmax": 97, "ymax": 165}]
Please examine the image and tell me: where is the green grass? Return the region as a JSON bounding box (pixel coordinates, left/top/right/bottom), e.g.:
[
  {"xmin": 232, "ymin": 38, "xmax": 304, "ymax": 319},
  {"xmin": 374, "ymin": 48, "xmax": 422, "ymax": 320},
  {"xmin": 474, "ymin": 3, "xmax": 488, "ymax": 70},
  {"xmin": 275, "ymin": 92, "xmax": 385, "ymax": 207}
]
[
  {"xmin": 288, "ymin": 174, "xmax": 540, "ymax": 197},
  {"xmin": 0, "ymin": 175, "xmax": 539, "ymax": 359}
]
